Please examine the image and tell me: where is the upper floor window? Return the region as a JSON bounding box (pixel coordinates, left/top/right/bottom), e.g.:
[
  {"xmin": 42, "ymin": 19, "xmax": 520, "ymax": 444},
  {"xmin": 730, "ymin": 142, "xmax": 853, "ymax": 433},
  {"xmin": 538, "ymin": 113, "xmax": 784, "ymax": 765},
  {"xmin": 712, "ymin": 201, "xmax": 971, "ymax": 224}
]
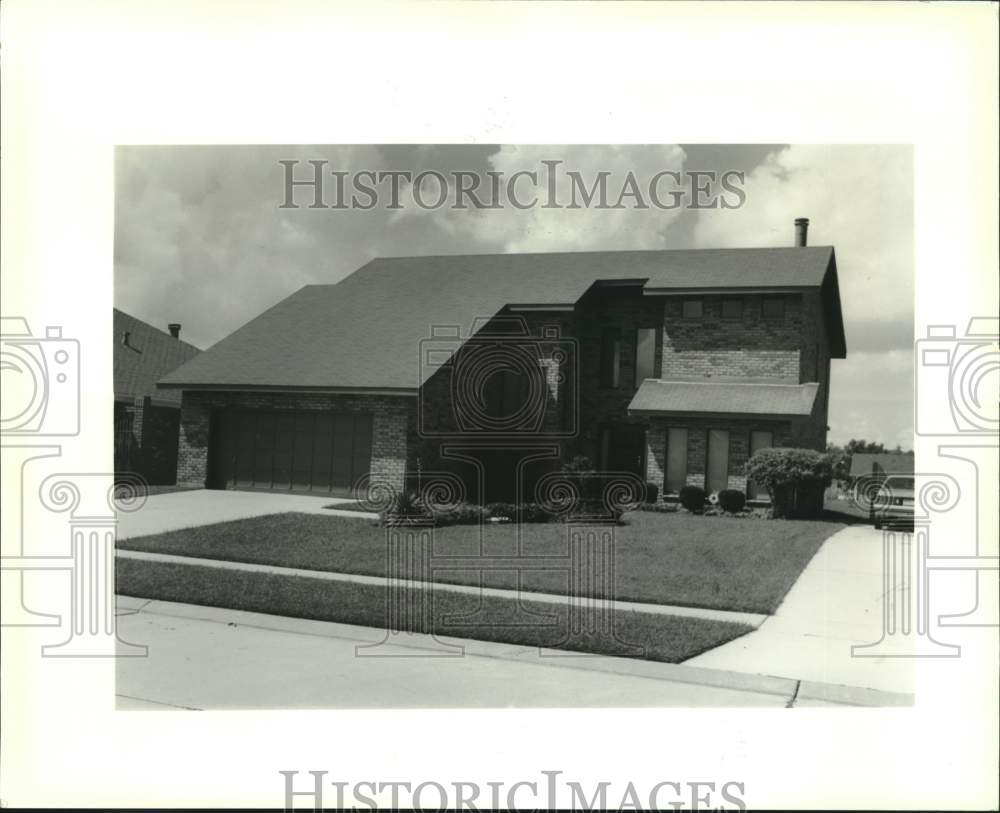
[
  {"xmin": 599, "ymin": 327, "xmax": 621, "ymax": 388},
  {"xmin": 682, "ymin": 299, "xmax": 703, "ymax": 319},
  {"xmin": 634, "ymin": 328, "xmax": 656, "ymax": 387},
  {"xmin": 721, "ymin": 298, "xmax": 743, "ymax": 319},
  {"xmin": 762, "ymin": 297, "xmax": 785, "ymax": 320}
]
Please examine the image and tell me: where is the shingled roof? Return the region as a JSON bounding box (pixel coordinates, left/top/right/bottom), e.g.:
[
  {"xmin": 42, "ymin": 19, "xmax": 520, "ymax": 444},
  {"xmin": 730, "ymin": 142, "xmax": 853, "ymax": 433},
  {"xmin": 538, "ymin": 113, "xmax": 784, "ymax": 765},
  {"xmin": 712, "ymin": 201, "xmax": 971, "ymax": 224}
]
[
  {"xmin": 159, "ymin": 246, "xmax": 846, "ymax": 393},
  {"xmin": 114, "ymin": 309, "xmax": 201, "ymax": 406},
  {"xmin": 629, "ymin": 379, "xmax": 820, "ymax": 418}
]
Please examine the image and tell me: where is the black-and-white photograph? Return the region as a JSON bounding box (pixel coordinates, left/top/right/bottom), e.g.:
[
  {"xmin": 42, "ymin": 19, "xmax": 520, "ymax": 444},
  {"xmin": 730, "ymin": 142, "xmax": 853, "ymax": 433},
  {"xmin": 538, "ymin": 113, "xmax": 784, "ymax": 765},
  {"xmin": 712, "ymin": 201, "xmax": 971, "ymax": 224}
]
[
  {"xmin": 112, "ymin": 144, "xmax": 917, "ymax": 710},
  {"xmin": 2, "ymin": 3, "xmax": 997, "ymax": 811}
]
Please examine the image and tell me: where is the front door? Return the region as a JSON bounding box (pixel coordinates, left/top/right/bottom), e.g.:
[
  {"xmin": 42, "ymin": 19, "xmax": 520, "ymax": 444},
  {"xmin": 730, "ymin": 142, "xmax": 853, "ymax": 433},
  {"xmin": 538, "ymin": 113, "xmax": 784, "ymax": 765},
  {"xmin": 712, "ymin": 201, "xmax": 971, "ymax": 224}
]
[{"xmin": 602, "ymin": 423, "xmax": 646, "ymax": 476}]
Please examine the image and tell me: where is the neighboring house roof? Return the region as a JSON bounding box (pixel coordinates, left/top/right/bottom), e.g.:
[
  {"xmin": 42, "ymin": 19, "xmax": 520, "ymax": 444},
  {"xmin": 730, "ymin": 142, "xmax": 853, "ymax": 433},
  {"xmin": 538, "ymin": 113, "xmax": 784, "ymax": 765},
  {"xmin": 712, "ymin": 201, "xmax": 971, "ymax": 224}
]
[
  {"xmin": 628, "ymin": 378, "xmax": 820, "ymax": 418},
  {"xmin": 114, "ymin": 309, "xmax": 201, "ymax": 406},
  {"xmin": 159, "ymin": 246, "xmax": 846, "ymax": 393},
  {"xmin": 850, "ymin": 453, "xmax": 915, "ymax": 477}
]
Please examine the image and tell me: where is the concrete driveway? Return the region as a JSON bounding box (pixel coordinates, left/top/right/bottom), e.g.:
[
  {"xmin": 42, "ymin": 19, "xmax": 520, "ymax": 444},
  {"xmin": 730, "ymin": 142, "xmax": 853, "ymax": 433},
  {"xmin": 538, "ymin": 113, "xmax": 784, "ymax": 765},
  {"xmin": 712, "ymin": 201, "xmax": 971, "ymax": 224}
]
[
  {"xmin": 685, "ymin": 524, "xmax": 915, "ymax": 694},
  {"xmin": 117, "ymin": 489, "xmax": 374, "ymax": 540}
]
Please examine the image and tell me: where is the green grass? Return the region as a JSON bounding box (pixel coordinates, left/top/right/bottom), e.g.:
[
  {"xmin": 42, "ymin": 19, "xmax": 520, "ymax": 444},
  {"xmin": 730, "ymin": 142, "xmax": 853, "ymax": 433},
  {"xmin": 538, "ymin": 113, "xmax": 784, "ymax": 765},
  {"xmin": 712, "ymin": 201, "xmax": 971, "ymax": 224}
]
[
  {"xmin": 118, "ymin": 509, "xmax": 843, "ymax": 614},
  {"xmin": 321, "ymin": 501, "xmax": 373, "ymax": 513},
  {"xmin": 115, "ymin": 557, "xmax": 754, "ymax": 664}
]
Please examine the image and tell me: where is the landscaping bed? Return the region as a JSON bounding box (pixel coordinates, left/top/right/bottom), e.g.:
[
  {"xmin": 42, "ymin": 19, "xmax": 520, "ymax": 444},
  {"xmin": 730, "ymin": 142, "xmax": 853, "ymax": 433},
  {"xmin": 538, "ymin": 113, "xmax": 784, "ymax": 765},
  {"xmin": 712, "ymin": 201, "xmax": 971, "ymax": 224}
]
[{"xmin": 117, "ymin": 509, "xmax": 843, "ymax": 614}]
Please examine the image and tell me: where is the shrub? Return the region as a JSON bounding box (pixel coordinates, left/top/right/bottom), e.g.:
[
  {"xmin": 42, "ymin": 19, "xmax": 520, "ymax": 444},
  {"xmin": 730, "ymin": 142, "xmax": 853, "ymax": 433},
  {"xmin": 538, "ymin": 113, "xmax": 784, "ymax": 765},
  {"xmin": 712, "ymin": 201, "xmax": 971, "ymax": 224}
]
[
  {"xmin": 717, "ymin": 489, "xmax": 746, "ymax": 513},
  {"xmin": 679, "ymin": 485, "xmax": 706, "ymax": 513},
  {"xmin": 485, "ymin": 502, "xmax": 518, "ymax": 521},
  {"xmin": 484, "ymin": 502, "xmax": 559, "ymax": 523},
  {"xmin": 745, "ymin": 448, "xmax": 833, "ymax": 518},
  {"xmin": 519, "ymin": 502, "xmax": 559, "ymax": 523},
  {"xmin": 644, "ymin": 481, "xmax": 659, "ymax": 505},
  {"xmin": 432, "ymin": 502, "xmax": 488, "ymax": 526},
  {"xmin": 382, "ymin": 490, "xmax": 431, "ymax": 525}
]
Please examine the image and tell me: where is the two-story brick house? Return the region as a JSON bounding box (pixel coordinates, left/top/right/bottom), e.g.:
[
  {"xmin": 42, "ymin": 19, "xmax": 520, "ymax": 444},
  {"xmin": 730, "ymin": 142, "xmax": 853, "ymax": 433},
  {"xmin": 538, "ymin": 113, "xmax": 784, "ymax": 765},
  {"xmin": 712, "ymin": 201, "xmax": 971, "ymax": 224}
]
[{"xmin": 159, "ymin": 218, "xmax": 845, "ymax": 502}]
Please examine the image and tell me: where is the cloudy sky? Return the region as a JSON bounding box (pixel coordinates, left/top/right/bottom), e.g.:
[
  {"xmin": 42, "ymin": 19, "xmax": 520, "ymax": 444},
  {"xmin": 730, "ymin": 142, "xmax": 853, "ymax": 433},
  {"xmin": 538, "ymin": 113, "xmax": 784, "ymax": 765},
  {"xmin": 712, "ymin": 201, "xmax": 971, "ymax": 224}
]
[{"xmin": 115, "ymin": 144, "xmax": 913, "ymax": 448}]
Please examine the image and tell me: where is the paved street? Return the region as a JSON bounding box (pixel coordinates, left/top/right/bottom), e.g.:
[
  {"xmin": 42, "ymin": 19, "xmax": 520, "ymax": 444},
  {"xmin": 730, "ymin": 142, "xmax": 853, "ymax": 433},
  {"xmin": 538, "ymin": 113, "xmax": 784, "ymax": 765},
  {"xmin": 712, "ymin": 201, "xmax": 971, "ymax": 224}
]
[
  {"xmin": 115, "ymin": 492, "xmax": 916, "ymax": 703},
  {"xmin": 115, "ymin": 597, "xmax": 908, "ymax": 709}
]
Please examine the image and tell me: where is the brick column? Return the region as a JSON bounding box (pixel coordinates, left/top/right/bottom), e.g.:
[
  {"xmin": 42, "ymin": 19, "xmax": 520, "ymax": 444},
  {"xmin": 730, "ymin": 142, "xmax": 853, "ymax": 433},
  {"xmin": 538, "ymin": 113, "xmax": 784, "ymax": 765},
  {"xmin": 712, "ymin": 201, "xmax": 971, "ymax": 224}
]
[
  {"xmin": 645, "ymin": 422, "xmax": 666, "ymax": 498},
  {"xmin": 370, "ymin": 408, "xmax": 408, "ymax": 495},
  {"xmin": 177, "ymin": 394, "xmax": 210, "ymax": 487},
  {"xmin": 131, "ymin": 396, "xmax": 147, "ymax": 447}
]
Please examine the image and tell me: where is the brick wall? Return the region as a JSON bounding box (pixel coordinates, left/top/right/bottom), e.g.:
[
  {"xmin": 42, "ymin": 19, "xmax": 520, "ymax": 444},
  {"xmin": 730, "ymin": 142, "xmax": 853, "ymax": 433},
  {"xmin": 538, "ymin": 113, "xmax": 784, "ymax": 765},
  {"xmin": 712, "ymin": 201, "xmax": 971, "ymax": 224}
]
[
  {"xmin": 573, "ymin": 287, "xmax": 665, "ymax": 464},
  {"xmin": 661, "ymin": 294, "xmax": 802, "ymax": 380},
  {"xmin": 644, "ymin": 416, "xmax": 791, "ymax": 495},
  {"xmin": 176, "ymin": 390, "xmax": 413, "ymax": 493}
]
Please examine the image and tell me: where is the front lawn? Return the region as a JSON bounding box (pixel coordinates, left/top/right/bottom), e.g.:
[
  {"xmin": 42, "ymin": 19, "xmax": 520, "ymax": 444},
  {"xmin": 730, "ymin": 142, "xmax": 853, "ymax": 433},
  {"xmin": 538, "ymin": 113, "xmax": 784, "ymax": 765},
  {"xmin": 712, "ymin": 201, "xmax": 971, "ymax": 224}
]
[
  {"xmin": 116, "ymin": 556, "xmax": 754, "ymax": 664},
  {"xmin": 118, "ymin": 510, "xmax": 843, "ymax": 614}
]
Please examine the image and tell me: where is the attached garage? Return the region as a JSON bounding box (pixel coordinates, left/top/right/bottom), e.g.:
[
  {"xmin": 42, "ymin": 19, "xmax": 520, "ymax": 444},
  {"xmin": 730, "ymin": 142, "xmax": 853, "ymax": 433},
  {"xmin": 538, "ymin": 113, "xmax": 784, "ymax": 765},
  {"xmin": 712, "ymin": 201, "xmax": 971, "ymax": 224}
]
[{"xmin": 208, "ymin": 410, "xmax": 373, "ymax": 494}]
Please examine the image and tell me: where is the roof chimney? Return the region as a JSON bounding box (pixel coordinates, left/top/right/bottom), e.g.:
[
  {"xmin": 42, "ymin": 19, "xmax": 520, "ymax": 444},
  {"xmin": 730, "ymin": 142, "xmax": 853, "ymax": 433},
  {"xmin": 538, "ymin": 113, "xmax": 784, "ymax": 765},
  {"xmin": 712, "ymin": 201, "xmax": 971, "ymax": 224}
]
[
  {"xmin": 167, "ymin": 323, "xmax": 181, "ymax": 339},
  {"xmin": 794, "ymin": 217, "xmax": 809, "ymax": 247}
]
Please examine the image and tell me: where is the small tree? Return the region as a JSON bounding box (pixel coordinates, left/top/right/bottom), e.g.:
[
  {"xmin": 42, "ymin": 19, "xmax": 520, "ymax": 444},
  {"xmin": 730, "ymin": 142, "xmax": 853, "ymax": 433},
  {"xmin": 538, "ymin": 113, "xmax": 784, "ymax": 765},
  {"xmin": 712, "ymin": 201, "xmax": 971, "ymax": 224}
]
[{"xmin": 745, "ymin": 448, "xmax": 833, "ymax": 518}]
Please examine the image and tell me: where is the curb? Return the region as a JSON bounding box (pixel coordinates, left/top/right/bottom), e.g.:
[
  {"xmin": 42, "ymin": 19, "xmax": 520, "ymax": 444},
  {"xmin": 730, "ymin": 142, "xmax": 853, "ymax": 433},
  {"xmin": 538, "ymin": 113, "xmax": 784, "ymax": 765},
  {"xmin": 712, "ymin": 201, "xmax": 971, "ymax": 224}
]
[{"xmin": 115, "ymin": 594, "xmax": 913, "ymax": 708}]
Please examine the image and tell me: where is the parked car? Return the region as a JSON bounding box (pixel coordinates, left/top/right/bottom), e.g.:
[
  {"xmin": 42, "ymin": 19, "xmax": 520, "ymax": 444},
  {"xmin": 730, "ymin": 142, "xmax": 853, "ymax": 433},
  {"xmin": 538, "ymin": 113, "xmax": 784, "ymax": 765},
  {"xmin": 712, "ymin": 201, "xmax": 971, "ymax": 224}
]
[{"xmin": 872, "ymin": 475, "xmax": 915, "ymax": 530}]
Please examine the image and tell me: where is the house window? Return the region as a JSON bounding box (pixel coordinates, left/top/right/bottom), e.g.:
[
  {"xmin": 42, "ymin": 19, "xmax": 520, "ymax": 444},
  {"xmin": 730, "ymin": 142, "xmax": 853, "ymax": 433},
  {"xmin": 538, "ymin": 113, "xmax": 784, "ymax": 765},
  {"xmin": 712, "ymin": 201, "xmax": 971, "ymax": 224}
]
[
  {"xmin": 706, "ymin": 429, "xmax": 730, "ymax": 493},
  {"xmin": 665, "ymin": 427, "xmax": 688, "ymax": 494},
  {"xmin": 747, "ymin": 430, "xmax": 774, "ymax": 499},
  {"xmin": 634, "ymin": 328, "xmax": 656, "ymax": 387},
  {"xmin": 599, "ymin": 327, "xmax": 621, "ymax": 388},
  {"xmin": 762, "ymin": 297, "xmax": 785, "ymax": 319},
  {"xmin": 721, "ymin": 298, "xmax": 743, "ymax": 319},
  {"xmin": 681, "ymin": 299, "xmax": 703, "ymax": 319}
]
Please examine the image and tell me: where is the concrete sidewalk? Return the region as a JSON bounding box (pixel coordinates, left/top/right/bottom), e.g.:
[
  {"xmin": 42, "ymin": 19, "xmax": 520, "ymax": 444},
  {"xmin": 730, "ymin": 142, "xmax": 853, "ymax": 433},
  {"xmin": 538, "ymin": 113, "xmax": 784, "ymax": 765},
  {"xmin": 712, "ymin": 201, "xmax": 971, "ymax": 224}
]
[
  {"xmin": 115, "ymin": 597, "xmax": 911, "ymax": 709},
  {"xmin": 117, "ymin": 489, "xmax": 375, "ymax": 539},
  {"xmin": 685, "ymin": 525, "xmax": 916, "ymax": 694}
]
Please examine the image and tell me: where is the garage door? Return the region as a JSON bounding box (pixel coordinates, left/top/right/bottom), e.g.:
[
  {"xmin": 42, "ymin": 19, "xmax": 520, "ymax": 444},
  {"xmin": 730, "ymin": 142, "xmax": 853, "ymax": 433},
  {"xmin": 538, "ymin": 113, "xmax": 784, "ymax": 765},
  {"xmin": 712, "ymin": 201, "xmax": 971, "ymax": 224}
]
[{"xmin": 210, "ymin": 410, "xmax": 373, "ymax": 494}]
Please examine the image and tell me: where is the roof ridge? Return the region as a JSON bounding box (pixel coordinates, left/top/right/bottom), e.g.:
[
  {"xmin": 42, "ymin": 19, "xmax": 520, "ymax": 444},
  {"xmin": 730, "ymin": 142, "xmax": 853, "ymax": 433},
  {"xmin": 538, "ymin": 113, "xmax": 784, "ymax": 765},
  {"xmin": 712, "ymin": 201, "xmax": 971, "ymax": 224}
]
[
  {"xmin": 652, "ymin": 379, "xmax": 813, "ymax": 388},
  {"xmin": 367, "ymin": 245, "xmax": 835, "ymax": 263}
]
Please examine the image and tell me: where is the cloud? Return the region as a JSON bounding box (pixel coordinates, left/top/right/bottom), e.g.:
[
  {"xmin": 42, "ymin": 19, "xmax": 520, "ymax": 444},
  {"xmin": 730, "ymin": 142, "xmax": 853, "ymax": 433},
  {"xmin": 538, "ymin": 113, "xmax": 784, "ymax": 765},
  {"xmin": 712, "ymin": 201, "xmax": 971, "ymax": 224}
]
[
  {"xmin": 114, "ymin": 145, "xmax": 388, "ymax": 349},
  {"xmin": 692, "ymin": 144, "xmax": 914, "ymax": 325},
  {"xmin": 401, "ymin": 144, "xmax": 690, "ymax": 252}
]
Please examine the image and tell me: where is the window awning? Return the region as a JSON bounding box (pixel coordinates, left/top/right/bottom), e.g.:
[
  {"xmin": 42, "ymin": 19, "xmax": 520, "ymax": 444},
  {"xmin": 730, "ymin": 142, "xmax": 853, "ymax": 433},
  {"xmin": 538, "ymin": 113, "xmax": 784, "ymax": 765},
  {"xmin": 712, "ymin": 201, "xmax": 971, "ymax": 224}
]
[{"xmin": 628, "ymin": 379, "xmax": 819, "ymax": 418}]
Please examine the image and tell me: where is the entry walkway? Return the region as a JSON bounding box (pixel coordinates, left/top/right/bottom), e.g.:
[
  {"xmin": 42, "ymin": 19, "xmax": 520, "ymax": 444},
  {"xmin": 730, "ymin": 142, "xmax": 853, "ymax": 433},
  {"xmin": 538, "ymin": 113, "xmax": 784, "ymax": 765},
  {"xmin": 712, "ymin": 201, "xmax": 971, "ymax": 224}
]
[{"xmin": 685, "ymin": 525, "xmax": 916, "ymax": 694}]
